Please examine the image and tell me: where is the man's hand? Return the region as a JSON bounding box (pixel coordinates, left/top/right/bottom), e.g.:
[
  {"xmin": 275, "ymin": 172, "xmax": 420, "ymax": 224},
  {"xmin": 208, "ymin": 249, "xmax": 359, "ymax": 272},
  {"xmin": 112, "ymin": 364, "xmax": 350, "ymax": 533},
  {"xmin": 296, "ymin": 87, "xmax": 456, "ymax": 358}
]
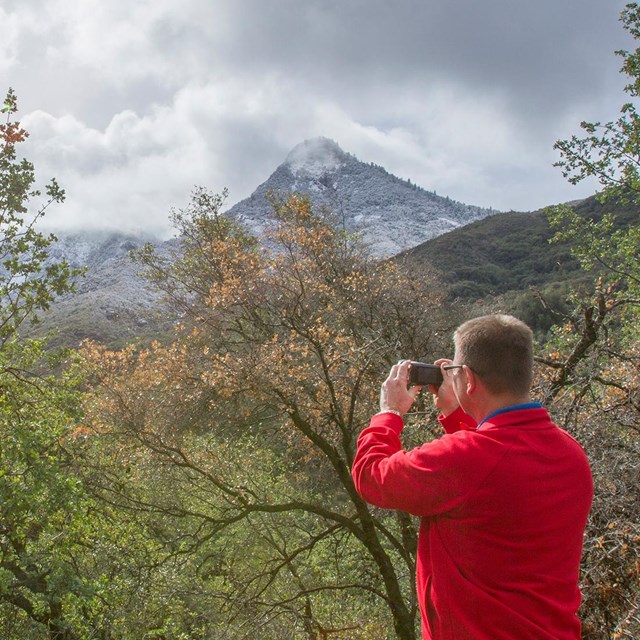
[
  {"xmin": 428, "ymin": 358, "xmax": 460, "ymax": 417},
  {"xmin": 379, "ymin": 360, "xmax": 422, "ymax": 416}
]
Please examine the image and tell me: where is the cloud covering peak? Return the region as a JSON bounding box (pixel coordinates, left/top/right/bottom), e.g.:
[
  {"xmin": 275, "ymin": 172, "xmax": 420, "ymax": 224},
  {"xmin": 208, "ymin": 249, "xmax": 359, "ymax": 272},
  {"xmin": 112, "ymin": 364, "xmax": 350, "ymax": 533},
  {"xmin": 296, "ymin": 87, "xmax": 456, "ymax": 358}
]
[{"xmin": 285, "ymin": 138, "xmax": 347, "ymax": 178}]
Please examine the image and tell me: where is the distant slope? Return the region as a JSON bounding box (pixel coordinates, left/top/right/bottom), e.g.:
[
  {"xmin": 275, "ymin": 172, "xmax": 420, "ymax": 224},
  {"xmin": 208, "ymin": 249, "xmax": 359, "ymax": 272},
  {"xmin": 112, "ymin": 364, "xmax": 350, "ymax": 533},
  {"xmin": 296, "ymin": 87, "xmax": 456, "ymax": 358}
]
[
  {"xmin": 397, "ymin": 195, "xmax": 639, "ymax": 300},
  {"xmin": 24, "ymin": 231, "xmax": 176, "ymax": 349},
  {"xmin": 226, "ymin": 137, "xmax": 496, "ymax": 257}
]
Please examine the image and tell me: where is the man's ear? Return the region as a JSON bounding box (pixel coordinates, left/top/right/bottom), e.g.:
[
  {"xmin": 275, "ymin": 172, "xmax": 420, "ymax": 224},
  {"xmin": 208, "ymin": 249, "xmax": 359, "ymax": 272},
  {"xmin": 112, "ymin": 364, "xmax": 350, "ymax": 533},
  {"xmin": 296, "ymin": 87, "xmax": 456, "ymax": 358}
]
[{"xmin": 463, "ymin": 365, "xmax": 477, "ymax": 395}]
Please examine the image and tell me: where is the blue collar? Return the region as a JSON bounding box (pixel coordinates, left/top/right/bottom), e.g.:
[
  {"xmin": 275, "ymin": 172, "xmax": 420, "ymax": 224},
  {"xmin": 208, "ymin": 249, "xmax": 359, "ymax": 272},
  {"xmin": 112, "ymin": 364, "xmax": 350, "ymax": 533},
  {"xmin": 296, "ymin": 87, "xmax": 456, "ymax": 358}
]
[{"xmin": 476, "ymin": 402, "xmax": 543, "ymax": 430}]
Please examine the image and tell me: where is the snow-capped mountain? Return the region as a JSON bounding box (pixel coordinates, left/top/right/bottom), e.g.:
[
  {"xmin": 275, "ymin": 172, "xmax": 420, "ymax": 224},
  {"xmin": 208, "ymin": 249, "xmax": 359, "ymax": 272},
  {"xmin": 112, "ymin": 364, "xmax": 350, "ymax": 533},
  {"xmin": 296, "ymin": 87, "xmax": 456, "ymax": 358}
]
[
  {"xmin": 33, "ymin": 138, "xmax": 499, "ymax": 346},
  {"xmin": 226, "ymin": 137, "xmax": 495, "ymax": 257}
]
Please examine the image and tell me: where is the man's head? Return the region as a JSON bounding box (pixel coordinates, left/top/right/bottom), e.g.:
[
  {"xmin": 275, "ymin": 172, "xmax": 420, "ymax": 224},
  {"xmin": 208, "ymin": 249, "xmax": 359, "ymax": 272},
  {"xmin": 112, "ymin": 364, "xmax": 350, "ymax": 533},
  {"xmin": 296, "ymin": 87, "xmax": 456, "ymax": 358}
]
[{"xmin": 453, "ymin": 314, "xmax": 533, "ymax": 398}]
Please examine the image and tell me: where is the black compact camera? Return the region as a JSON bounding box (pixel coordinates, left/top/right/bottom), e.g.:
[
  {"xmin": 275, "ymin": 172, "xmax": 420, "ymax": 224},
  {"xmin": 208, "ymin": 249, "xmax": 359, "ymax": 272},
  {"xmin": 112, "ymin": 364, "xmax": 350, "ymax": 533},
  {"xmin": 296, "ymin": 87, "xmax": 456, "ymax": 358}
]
[{"xmin": 408, "ymin": 361, "xmax": 443, "ymax": 386}]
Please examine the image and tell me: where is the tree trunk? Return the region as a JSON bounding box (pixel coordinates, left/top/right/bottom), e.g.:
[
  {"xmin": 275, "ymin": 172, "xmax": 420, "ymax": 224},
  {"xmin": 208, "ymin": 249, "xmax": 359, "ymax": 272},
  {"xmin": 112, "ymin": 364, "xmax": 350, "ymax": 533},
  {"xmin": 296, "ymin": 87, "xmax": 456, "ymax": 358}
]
[{"xmin": 356, "ymin": 503, "xmax": 417, "ymax": 640}]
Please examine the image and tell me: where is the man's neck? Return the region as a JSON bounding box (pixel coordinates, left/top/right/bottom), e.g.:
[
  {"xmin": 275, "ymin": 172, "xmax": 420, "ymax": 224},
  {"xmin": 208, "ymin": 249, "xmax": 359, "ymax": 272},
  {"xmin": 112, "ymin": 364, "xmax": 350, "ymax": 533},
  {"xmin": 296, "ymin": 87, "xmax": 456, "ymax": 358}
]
[{"xmin": 468, "ymin": 395, "xmax": 531, "ymax": 423}]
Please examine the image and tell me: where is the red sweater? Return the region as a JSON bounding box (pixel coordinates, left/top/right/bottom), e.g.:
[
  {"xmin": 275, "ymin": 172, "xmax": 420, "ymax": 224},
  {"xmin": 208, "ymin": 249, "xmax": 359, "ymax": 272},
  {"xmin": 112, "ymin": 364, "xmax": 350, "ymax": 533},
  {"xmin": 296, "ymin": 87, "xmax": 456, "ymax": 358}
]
[{"xmin": 352, "ymin": 406, "xmax": 593, "ymax": 640}]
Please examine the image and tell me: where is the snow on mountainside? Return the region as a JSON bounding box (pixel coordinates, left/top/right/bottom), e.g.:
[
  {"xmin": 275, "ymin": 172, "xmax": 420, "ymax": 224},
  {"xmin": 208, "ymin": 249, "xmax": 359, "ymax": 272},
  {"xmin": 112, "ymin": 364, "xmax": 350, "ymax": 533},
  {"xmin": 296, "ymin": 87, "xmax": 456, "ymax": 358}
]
[
  {"xmin": 26, "ymin": 230, "xmax": 176, "ymax": 347},
  {"xmin": 45, "ymin": 231, "xmax": 152, "ymax": 273},
  {"xmin": 226, "ymin": 137, "xmax": 496, "ymax": 257}
]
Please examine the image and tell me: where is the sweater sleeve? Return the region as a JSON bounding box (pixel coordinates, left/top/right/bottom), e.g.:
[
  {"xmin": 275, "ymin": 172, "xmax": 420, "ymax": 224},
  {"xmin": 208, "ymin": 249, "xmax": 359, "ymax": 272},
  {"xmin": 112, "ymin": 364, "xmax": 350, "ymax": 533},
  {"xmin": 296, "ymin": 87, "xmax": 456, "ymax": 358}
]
[{"xmin": 351, "ymin": 412, "xmax": 500, "ymax": 517}]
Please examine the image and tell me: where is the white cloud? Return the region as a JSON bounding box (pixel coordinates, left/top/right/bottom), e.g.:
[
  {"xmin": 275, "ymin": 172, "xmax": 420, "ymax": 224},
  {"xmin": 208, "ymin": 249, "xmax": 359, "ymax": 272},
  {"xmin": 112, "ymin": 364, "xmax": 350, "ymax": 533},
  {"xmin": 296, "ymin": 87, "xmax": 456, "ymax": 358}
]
[{"xmin": 23, "ymin": 103, "xmax": 211, "ymax": 237}]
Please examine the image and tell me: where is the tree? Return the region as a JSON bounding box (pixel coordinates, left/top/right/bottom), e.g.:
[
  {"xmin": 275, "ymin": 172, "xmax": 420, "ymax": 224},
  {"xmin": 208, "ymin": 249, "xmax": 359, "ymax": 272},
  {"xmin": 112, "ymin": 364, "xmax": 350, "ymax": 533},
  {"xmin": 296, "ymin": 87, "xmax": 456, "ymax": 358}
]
[
  {"xmin": 80, "ymin": 188, "xmax": 457, "ymax": 639},
  {"xmin": 542, "ymin": 6, "xmax": 640, "ymax": 637},
  {"xmin": 0, "ymin": 89, "xmax": 90, "ymax": 639},
  {"xmin": 0, "ymin": 89, "xmax": 76, "ymax": 347}
]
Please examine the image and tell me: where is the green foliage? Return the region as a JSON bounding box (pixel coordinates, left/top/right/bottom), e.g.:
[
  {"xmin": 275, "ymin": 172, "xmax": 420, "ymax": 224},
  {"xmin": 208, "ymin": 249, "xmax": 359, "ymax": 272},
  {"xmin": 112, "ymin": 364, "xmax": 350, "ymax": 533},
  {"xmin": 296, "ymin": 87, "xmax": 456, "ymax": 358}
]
[
  {"xmin": 401, "ymin": 207, "xmax": 579, "ymax": 298},
  {"xmin": 547, "ymin": 203, "xmax": 640, "ymax": 297},
  {"xmin": 0, "ymin": 341, "xmax": 91, "ymax": 640},
  {"xmin": 504, "ymin": 281, "xmax": 577, "ymax": 337}
]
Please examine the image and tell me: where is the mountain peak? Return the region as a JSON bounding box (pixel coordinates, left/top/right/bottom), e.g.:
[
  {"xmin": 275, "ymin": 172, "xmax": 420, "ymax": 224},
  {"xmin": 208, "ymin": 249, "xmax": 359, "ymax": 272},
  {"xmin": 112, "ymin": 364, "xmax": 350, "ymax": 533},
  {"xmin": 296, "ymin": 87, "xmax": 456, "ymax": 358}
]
[
  {"xmin": 284, "ymin": 137, "xmax": 347, "ymax": 178},
  {"xmin": 228, "ymin": 138, "xmax": 496, "ymax": 257}
]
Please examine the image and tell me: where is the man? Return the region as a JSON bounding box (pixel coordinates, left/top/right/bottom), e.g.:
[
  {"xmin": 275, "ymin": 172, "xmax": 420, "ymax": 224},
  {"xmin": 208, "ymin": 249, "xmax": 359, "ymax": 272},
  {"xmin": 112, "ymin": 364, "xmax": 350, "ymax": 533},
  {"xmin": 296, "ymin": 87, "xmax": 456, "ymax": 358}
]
[{"xmin": 351, "ymin": 314, "xmax": 593, "ymax": 640}]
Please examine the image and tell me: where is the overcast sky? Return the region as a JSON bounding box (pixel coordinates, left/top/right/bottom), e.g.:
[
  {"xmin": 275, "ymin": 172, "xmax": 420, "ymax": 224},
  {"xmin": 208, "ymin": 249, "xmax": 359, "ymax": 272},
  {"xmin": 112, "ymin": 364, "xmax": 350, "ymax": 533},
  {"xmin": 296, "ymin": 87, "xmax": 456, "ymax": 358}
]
[{"xmin": 2, "ymin": 0, "xmax": 635, "ymax": 238}]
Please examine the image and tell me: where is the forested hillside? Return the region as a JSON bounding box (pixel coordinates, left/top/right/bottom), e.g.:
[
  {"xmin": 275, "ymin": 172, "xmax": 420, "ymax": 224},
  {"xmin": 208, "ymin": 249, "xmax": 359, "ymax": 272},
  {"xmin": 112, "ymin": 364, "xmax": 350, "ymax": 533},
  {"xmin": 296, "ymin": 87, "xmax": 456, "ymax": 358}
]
[{"xmin": 400, "ymin": 194, "xmax": 637, "ymax": 297}]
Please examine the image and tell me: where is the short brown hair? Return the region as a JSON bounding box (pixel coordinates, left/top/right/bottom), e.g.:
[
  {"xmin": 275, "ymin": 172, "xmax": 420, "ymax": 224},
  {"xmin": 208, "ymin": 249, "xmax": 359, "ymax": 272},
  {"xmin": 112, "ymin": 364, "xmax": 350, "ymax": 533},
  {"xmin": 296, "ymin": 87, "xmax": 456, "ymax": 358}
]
[{"xmin": 454, "ymin": 314, "xmax": 533, "ymax": 396}]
